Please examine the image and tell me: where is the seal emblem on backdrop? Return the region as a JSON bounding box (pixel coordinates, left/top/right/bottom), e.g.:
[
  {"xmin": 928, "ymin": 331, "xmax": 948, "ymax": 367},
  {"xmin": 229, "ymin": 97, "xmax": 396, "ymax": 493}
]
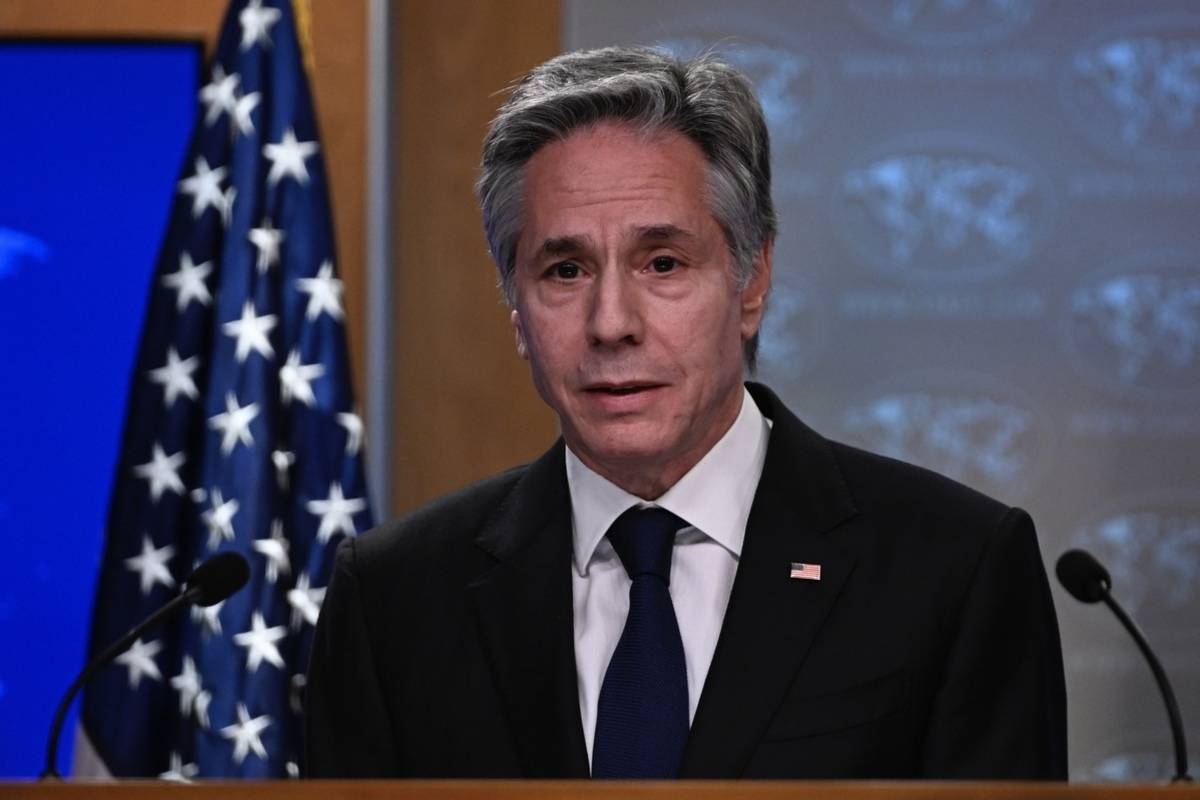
[
  {"xmin": 839, "ymin": 370, "xmax": 1052, "ymax": 502},
  {"xmin": 835, "ymin": 134, "xmax": 1054, "ymax": 284},
  {"xmin": 1061, "ymin": 14, "xmax": 1200, "ymax": 166},
  {"xmin": 847, "ymin": 0, "xmax": 1036, "ymax": 49},
  {"xmin": 1064, "ymin": 251, "xmax": 1200, "ymax": 401}
]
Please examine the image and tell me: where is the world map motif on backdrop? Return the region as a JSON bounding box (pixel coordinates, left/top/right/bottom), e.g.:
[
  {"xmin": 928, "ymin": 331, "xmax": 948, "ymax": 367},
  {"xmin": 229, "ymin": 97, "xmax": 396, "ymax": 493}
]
[
  {"xmin": 1060, "ymin": 13, "xmax": 1200, "ymax": 167},
  {"xmin": 1077, "ymin": 731, "xmax": 1200, "ymax": 784},
  {"xmin": 1063, "ymin": 251, "xmax": 1200, "ymax": 402},
  {"xmin": 1068, "ymin": 491, "xmax": 1200, "ymax": 646},
  {"xmin": 650, "ymin": 16, "xmax": 830, "ymax": 165},
  {"xmin": 754, "ymin": 259, "xmax": 829, "ymax": 379},
  {"xmin": 838, "ymin": 370, "xmax": 1054, "ymax": 504},
  {"xmin": 833, "ymin": 133, "xmax": 1056, "ymax": 285},
  {"xmin": 0, "ymin": 225, "xmax": 49, "ymax": 279},
  {"xmin": 846, "ymin": 0, "xmax": 1037, "ymax": 49}
]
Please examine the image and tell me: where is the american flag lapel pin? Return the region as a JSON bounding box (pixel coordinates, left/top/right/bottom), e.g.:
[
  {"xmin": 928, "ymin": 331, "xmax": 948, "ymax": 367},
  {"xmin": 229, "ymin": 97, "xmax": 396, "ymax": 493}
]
[{"xmin": 789, "ymin": 562, "xmax": 822, "ymax": 581}]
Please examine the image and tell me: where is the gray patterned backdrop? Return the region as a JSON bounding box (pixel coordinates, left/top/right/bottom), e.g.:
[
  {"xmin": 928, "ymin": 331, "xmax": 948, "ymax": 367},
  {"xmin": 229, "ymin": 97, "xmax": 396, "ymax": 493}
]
[{"xmin": 565, "ymin": 0, "xmax": 1199, "ymax": 781}]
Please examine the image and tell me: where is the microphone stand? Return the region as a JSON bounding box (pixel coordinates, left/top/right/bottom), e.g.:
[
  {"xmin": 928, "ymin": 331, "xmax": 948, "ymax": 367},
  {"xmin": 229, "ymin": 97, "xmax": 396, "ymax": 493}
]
[
  {"xmin": 40, "ymin": 584, "xmax": 201, "ymax": 780},
  {"xmin": 1099, "ymin": 590, "xmax": 1193, "ymax": 783}
]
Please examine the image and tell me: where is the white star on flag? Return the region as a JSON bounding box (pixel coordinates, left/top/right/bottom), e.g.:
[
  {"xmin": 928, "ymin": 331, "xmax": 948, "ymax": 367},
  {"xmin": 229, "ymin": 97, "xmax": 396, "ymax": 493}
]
[
  {"xmin": 272, "ymin": 448, "xmax": 295, "ymax": 490},
  {"xmin": 233, "ymin": 90, "xmax": 261, "ymax": 137},
  {"xmin": 148, "ymin": 347, "xmax": 200, "ymax": 407},
  {"xmin": 201, "ymin": 488, "xmax": 240, "ymax": 549},
  {"xmin": 208, "ymin": 392, "xmax": 260, "ymax": 455},
  {"xmin": 306, "ymin": 481, "xmax": 367, "ymax": 543},
  {"xmin": 220, "ymin": 703, "xmax": 272, "ymax": 766},
  {"xmin": 295, "ymin": 260, "xmax": 344, "ymax": 321},
  {"xmin": 178, "ymin": 157, "xmax": 228, "ymax": 218},
  {"xmin": 280, "ymin": 350, "xmax": 324, "ymax": 406},
  {"xmin": 192, "ymin": 598, "xmax": 225, "ymax": 637},
  {"xmin": 160, "ymin": 751, "xmax": 199, "ymax": 783},
  {"xmin": 337, "ymin": 411, "xmax": 364, "ymax": 455},
  {"xmin": 115, "ymin": 637, "xmax": 162, "ymax": 689},
  {"xmin": 169, "ymin": 655, "xmax": 203, "ymax": 717},
  {"xmin": 132, "ymin": 443, "xmax": 186, "ymax": 503},
  {"xmin": 287, "ymin": 573, "xmax": 326, "ymax": 630},
  {"xmin": 240, "ymin": 0, "xmax": 282, "ymax": 50},
  {"xmin": 254, "ymin": 519, "xmax": 292, "ymax": 584},
  {"xmin": 222, "ymin": 301, "xmax": 277, "ymax": 362},
  {"xmin": 248, "ymin": 218, "xmax": 284, "ymax": 273},
  {"xmin": 161, "ymin": 252, "xmax": 213, "ymax": 311},
  {"xmin": 124, "ymin": 534, "xmax": 176, "ymax": 596},
  {"xmin": 263, "ymin": 127, "xmax": 318, "ymax": 186},
  {"xmin": 234, "ymin": 611, "xmax": 287, "ymax": 673},
  {"xmin": 199, "ymin": 65, "xmax": 239, "ymax": 125}
]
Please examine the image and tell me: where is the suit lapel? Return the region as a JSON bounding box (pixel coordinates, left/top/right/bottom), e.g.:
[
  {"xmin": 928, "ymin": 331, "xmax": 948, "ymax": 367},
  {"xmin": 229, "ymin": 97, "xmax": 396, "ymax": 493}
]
[
  {"xmin": 680, "ymin": 384, "xmax": 859, "ymax": 777},
  {"xmin": 467, "ymin": 442, "xmax": 590, "ymax": 777}
]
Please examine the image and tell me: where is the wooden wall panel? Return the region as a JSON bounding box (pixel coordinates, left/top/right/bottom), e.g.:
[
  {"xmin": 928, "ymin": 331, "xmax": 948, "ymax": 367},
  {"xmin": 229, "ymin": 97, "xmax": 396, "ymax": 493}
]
[
  {"xmin": 391, "ymin": 0, "xmax": 561, "ymax": 514},
  {"xmin": 0, "ymin": 0, "xmax": 369, "ymax": 414},
  {"xmin": 305, "ymin": 1, "xmax": 368, "ymax": 416}
]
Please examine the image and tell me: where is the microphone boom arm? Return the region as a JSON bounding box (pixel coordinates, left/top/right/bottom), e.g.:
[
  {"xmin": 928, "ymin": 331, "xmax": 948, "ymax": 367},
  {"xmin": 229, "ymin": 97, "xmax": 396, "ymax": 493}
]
[
  {"xmin": 40, "ymin": 585, "xmax": 200, "ymax": 780},
  {"xmin": 1100, "ymin": 591, "xmax": 1192, "ymax": 783}
]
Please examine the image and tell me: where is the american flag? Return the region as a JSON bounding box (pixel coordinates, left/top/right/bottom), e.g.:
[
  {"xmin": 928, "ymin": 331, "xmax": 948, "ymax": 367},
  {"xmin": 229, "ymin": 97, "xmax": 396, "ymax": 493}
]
[
  {"xmin": 79, "ymin": 0, "xmax": 371, "ymax": 779},
  {"xmin": 789, "ymin": 562, "xmax": 822, "ymax": 581}
]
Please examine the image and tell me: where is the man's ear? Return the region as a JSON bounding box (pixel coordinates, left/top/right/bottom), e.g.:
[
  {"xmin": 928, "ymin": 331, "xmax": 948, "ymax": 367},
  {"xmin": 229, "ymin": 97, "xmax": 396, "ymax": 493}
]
[
  {"xmin": 511, "ymin": 309, "xmax": 528, "ymax": 360},
  {"xmin": 739, "ymin": 240, "xmax": 773, "ymax": 341}
]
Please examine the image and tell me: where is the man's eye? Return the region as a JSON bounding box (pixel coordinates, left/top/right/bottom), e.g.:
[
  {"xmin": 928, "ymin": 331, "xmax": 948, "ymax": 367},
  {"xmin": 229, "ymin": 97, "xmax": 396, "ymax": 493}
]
[
  {"xmin": 551, "ymin": 262, "xmax": 580, "ymax": 279},
  {"xmin": 650, "ymin": 256, "xmax": 678, "ymax": 273}
]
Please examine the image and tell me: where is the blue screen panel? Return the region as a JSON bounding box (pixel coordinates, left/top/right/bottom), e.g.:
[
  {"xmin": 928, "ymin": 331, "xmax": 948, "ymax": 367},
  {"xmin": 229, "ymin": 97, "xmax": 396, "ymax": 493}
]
[{"xmin": 0, "ymin": 41, "xmax": 199, "ymax": 778}]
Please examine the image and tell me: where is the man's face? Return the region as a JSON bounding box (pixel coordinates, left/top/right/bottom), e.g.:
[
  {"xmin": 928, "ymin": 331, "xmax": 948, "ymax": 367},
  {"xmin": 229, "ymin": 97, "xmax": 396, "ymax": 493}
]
[{"xmin": 510, "ymin": 121, "xmax": 771, "ymax": 497}]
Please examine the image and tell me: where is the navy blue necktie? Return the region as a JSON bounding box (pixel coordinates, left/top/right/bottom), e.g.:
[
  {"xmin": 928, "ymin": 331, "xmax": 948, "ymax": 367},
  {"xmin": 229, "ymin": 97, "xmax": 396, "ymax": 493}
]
[{"xmin": 591, "ymin": 506, "xmax": 689, "ymax": 779}]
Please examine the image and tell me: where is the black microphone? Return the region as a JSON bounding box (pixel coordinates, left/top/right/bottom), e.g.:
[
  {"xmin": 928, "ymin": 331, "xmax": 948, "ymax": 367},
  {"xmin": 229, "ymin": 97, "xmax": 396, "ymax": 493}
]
[
  {"xmin": 40, "ymin": 551, "xmax": 250, "ymax": 780},
  {"xmin": 1056, "ymin": 548, "xmax": 1193, "ymax": 783}
]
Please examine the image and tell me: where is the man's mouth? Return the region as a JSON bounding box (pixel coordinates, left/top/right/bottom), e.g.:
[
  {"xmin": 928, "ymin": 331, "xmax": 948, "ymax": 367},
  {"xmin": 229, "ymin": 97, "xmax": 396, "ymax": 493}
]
[{"xmin": 584, "ymin": 382, "xmax": 663, "ymax": 396}]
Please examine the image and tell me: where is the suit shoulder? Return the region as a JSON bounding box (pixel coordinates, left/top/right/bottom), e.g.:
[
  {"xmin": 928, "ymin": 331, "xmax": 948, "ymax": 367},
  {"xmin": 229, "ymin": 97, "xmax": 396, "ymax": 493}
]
[
  {"xmin": 819, "ymin": 439, "xmax": 1044, "ymax": 604},
  {"xmin": 826, "ymin": 438, "xmax": 1014, "ymax": 530},
  {"xmin": 753, "ymin": 382, "xmax": 1016, "ymax": 532},
  {"xmin": 352, "ymin": 462, "xmax": 529, "ymax": 568}
]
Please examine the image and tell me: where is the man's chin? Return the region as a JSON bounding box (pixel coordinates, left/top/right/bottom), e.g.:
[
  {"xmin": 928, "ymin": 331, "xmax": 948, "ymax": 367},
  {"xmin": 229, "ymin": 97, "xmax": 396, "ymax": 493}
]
[{"xmin": 568, "ymin": 426, "xmax": 680, "ymax": 474}]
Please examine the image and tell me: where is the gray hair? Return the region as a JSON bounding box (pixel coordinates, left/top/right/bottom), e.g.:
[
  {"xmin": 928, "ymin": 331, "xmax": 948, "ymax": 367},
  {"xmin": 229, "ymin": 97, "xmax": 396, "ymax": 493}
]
[{"xmin": 476, "ymin": 46, "xmax": 776, "ymax": 368}]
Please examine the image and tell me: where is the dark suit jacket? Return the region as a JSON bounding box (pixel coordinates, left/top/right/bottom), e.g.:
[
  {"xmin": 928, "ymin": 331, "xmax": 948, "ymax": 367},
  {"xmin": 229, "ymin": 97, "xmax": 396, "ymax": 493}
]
[{"xmin": 304, "ymin": 383, "xmax": 1067, "ymax": 779}]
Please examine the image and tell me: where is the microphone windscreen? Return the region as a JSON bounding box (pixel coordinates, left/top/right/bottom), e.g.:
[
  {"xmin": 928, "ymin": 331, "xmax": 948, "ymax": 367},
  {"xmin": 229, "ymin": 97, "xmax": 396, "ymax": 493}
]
[
  {"xmin": 185, "ymin": 551, "xmax": 250, "ymax": 607},
  {"xmin": 1056, "ymin": 548, "xmax": 1111, "ymax": 604}
]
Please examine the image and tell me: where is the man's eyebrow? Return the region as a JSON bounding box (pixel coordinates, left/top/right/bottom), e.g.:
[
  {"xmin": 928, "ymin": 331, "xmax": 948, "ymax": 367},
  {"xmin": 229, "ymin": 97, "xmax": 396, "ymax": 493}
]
[
  {"xmin": 539, "ymin": 235, "xmax": 591, "ymax": 257},
  {"xmin": 633, "ymin": 224, "xmax": 697, "ymax": 243}
]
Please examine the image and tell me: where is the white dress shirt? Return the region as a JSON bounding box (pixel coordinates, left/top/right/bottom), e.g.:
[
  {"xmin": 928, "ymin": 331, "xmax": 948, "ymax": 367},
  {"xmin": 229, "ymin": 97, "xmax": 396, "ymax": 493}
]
[{"xmin": 568, "ymin": 387, "xmax": 771, "ymax": 765}]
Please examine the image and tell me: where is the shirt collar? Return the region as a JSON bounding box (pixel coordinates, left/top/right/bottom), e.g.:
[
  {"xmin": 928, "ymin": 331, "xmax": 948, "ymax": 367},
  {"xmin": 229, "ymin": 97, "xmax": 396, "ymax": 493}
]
[{"xmin": 567, "ymin": 386, "xmax": 770, "ymax": 576}]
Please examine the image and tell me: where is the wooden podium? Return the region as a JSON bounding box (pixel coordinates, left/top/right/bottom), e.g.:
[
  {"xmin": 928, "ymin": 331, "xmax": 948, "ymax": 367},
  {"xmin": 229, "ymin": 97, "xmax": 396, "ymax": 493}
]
[{"xmin": 2, "ymin": 782, "xmax": 1197, "ymax": 799}]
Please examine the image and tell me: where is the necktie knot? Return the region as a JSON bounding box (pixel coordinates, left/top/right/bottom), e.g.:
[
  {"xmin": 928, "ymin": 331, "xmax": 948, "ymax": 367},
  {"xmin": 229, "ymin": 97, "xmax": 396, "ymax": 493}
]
[{"xmin": 606, "ymin": 506, "xmax": 686, "ymax": 584}]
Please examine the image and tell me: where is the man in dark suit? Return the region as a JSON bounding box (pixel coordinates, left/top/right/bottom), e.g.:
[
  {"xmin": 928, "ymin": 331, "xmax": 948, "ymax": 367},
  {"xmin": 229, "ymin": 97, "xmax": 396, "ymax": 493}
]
[{"xmin": 304, "ymin": 46, "xmax": 1067, "ymax": 779}]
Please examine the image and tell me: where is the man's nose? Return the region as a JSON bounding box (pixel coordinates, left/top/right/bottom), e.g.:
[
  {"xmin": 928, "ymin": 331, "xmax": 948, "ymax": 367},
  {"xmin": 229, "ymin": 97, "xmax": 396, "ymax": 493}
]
[{"xmin": 585, "ymin": 268, "xmax": 642, "ymax": 348}]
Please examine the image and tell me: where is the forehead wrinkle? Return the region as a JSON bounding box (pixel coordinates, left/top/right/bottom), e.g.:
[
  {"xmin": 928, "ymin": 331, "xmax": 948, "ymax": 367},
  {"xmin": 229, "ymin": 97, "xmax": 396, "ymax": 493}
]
[
  {"xmin": 538, "ymin": 223, "xmax": 700, "ymax": 259},
  {"xmin": 633, "ymin": 224, "xmax": 699, "ymax": 245}
]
